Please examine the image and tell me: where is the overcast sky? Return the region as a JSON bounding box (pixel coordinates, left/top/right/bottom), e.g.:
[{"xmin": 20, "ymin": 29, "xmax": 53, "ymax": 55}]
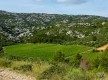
[{"xmin": 0, "ymin": 0, "xmax": 108, "ymax": 17}]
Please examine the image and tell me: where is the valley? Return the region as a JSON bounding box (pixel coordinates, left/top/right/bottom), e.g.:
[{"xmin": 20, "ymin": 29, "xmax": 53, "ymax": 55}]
[{"xmin": 0, "ymin": 10, "xmax": 108, "ymax": 80}]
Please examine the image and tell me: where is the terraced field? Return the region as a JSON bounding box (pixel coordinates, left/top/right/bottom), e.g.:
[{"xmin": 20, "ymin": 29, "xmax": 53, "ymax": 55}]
[{"xmin": 4, "ymin": 43, "xmax": 92, "ymax": 60}]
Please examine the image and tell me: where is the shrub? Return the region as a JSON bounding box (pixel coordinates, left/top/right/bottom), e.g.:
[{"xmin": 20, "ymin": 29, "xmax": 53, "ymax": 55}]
[
  {"xmin": 100, "ymin": 53, "xmax": 108, "ymax": 72},
  {"xmin": 66, "ymin": 69, "xmax": 93, "ymax": 80},
  {"xmin": 69, "ymin": 53, "xmax": 82, "ymax": 67},
  {"xmin": 93, "ymin": 57, "xmax": 101, "ymax": 68},
  {"xmin": 20, "ymin": 64, "xmax": 32, "ymax": 71},
  {"xmin": 92, "ymin": 49, "xmax": 99, "ymax": 52},
  {"xmin": 38, "ymin": 63, "xmax": 66, "ymax": 80},
  {"xmin": 0, "ymin": 46, "xmax": 4, "ymax": 54},
  {"xmin": 93, "ymin": 53, "xmax": 108, "ymax": 72},
  {"xmin": 53, "ymin": 51, "xmax": 65, "ymax": 62},
  {"xmin": 95, "ymin": 72, "xmax": 105, "ymax": 79},
  {"xmin": 13, "ymin": 64, "xmax": 32, "ymax": 72},
  {"xmin": 0, "ymin": 59, "xmax": 12, "ymax": 67},
  {"xmin": 0, "ymin": 46, "xmax": 2, "ymax": 51}
]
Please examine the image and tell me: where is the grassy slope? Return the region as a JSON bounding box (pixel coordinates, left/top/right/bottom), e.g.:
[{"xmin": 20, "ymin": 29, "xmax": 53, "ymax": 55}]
[
  {"xmin": 4, "ymin": 43, "xmax": 92, "ymax": 60},
  {"xmin": 82, "ymin": 51, "xmax": 103, "ymax": 63}
]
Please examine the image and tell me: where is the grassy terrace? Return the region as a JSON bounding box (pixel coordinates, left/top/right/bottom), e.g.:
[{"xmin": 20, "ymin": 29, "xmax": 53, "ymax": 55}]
[{"xmin": 4, "ymin": 43, "xmax": 92, "ymax": 60}]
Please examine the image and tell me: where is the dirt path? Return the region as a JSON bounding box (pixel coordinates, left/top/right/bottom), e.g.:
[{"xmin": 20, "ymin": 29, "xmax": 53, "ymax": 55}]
[
  {"xmin": 97, "ymin": 44, "xmax": 108, "ymax": 51},
  {"xmin": 0, "ymin": 69, "xmax": 36, "ymax": 80}
]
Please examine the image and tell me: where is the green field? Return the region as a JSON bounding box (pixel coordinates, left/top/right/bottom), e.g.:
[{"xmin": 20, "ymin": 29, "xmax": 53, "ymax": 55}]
[{"xmin": 4, "ymin": 43, "xmax": 92, "ymax": 60}]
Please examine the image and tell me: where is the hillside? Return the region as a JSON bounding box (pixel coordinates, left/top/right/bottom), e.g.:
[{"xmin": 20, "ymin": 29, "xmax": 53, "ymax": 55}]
[{"xmin": 0, "ymin": 10, "xmax": 108, "ymax": 47}]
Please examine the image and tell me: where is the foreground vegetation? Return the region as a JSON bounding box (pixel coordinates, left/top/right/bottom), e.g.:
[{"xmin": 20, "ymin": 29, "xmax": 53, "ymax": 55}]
[{"xmin": 0, "ymin": 43, "xmax": 108, "ymax": 80}]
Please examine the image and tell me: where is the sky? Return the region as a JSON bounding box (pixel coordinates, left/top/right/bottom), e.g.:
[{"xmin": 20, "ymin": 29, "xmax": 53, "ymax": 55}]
[{"xmin": 0, "ymin": 0, "xmax": 108, "ymax": 17}]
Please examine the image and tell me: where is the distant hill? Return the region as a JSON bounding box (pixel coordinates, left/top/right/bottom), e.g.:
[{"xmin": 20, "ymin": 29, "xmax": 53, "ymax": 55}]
[{"xmin": 0, "ymin": 10, "xmax": 108, "ymax": 47}]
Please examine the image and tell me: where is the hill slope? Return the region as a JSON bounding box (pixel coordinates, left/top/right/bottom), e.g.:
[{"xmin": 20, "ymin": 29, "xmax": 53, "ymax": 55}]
[{"xmin": 0, "ymin": 10, "xmax": 108, "ymax": 47}]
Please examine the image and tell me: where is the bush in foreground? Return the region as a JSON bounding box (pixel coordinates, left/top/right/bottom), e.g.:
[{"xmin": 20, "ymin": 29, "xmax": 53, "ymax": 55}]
[
  {"xmin": 38, "ymin": 63, "xmax": 67, "ymax": 80},
  {"xmin": 13, "ymin": 64, "xmax": 32, "ymax": 72},
  {"xmin": 0, "ymin": 59, "xmax": 12, "ymax": 67},
  {"xmin": 93, "ymin": 52, "xmax": 108, "ymax": 72}
]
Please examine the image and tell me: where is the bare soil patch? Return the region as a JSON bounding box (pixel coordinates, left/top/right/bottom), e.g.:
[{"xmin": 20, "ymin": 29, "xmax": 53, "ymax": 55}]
[{"xmin": 0, "ymin": 69, "xmax": 36, "ymax": 80}]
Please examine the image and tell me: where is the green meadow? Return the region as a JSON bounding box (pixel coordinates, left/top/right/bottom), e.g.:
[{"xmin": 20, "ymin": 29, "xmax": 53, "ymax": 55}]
[{"xmin": 4, "ymin": 43, "xmax": 92, "ymax": 60}]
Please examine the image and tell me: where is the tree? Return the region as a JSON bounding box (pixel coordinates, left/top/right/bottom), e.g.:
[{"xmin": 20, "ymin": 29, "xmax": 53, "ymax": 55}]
[
  {"xmin": 92, "ymin": 35, "xmax": 97, "ymax": 41},
  {"xmin": 69, "ymin": 53, "xmax": 82, "ymax": 67},
  {"xmin": 73, "ymin": 53, "xmax": 82, "ymax": 67},
  {"xmin": 0, "ymin": 46, "xmax": 2, "ymax": 51}
]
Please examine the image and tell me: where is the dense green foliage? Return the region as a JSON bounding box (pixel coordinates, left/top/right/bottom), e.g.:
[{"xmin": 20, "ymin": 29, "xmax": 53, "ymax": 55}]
[
  {"xmin": 0, "ymin": 10, "xmax": 108, "ymax": 47},
  {"xmin": 0, "ymin": 46, "xmax": 2, "ymax": 52},
  {"xmin": 93, "ymin": 50, "xmax": 108, "ymax": 72}
]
